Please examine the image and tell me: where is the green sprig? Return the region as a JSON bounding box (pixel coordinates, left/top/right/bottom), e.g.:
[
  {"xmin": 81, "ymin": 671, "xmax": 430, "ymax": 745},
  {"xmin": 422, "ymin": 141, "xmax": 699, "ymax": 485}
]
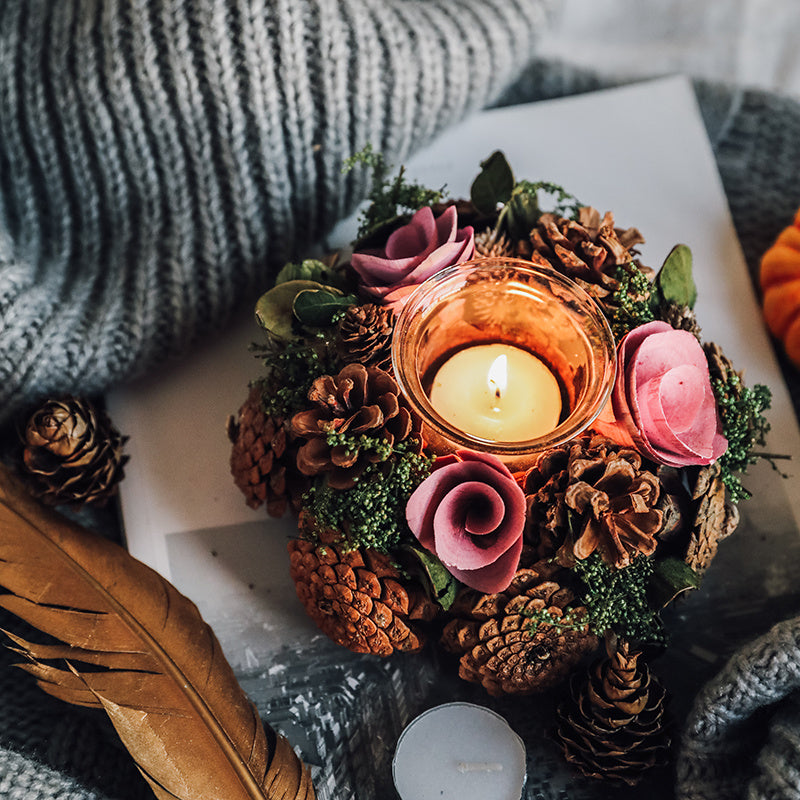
[
  {"xmin": 342, "ymin": 144, "xmax": 445, "ymax": 241},
  {"xmin": 253, "ymin": 336, "xmax": 341, "ymax": 419}
]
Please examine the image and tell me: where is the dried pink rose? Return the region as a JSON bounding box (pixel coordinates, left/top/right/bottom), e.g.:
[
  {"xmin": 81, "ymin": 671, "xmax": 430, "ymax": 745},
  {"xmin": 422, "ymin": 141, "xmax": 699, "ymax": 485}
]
[
  {"xmin": 593, "ymin": 320, "xmax": 727, "ymax": 467},
  {"xmin": 350, "ymin": 205, "xmax": 474, "ymax": 310},
  {"xmin": 406, "ymin": 450, "xmax": 525, "ymax": 593}
]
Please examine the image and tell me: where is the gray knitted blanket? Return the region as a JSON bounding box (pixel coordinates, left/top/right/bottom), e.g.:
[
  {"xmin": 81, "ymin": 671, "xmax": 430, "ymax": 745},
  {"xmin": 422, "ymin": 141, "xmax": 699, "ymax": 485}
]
[{"xmin": 3, "ymin": 2, "xmax": 800, "ymax": 799}]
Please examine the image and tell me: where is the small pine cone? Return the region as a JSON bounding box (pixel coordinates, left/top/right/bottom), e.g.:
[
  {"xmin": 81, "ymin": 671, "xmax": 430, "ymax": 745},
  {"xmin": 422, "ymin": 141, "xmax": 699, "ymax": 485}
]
[
  {"xmin": 527, "ymin": 208, "xmax": 647, "ymax": 299},
  {"xmin": 227, "ymin": 386, "xmax": 309, "ymax": 517},
  {"xmin": 524, "ymin": 435, "xmax": 672, "ymax": 569},
  {"xmin": 335, "ymin": 304, "xmax": 395, "ymax": 371},
  {"xmin": 659, "ymin": 302, "xmax": 702, "ymax": 338},
  {"xmin": 290, "ymin": 363, "xmax": 415, "ymax": 489},
  {"xmin": 441, "ymin": 558, "xmax": 598, "ymax": 696},
  {"xmin": 20, "ymin": 396, "xmax": 128, "ymax": 506},
  {"xmin": 474, "ymin": 227, "xmax": 514, "ymax": 258},
  {"xmin": 703, "ymin": 341, "xmax": 741, "ymax": 399},
  {"xmin": 288, "ymin": 536, "xmax": 437, "ymax": 656},
  {"xmin": 555, "ymin": 635, "xmax": 670, "ymax": 786},
  {"xmin": 684, "ymin": 462, "xmax": 740, "ymax": 573}
]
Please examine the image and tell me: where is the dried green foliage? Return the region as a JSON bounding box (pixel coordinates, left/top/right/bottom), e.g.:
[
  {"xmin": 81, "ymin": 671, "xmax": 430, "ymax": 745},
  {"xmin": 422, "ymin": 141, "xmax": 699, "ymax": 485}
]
[
  {"xmin": 300, "ymin": 440, "xmax": 433, "ymax": 553},
  {"xmin": 712, "ymin": 372, "xmax": 774, "ymax": 502},
  {"xmin": 526, "ymin": 554, "xmax": 665, "ymax": 646},
  {"xmin": 342, "ymin": 144, "xmax": 445, "ymax": 242},
  {"xmin": 253, "ymin": 336, "xmax": 341, "ymax": 420},
  {"xmin": 610, "ymin": 262, "xmax": 654, "ymax": 339}
]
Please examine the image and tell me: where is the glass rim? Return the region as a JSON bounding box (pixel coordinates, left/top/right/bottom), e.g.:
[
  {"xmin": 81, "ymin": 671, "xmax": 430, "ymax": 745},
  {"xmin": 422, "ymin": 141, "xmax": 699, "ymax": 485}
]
[{"xmin": 391, "ymin": 258, "xmax": 617, "ymax": 455}]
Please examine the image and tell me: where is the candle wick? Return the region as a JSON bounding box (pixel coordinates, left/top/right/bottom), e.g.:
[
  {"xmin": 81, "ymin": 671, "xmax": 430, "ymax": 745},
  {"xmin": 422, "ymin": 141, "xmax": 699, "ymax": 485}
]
[
  {"xmin": 456, "ymin": 761, "xmax": 504, "ymax": 773},
  {"xmin": 494, "ymin": 386, "xmax": 501, "ymax": 400}
]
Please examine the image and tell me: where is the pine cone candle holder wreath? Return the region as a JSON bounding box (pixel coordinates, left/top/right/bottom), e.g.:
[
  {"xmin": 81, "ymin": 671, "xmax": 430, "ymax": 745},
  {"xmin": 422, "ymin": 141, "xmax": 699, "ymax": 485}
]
[
  {"xmin": 228, "ymin": 149, "xmax": 774, "ymax": 783},
  {"xmin": 20, "ymin": 395, "xmax": 128, "ymax": 506}
]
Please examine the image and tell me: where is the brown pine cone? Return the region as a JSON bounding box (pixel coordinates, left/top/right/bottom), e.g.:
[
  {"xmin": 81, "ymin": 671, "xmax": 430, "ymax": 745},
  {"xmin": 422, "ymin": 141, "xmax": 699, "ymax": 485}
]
[
  {"xmin": 474, "ymin": 227, "xmax": 515, "ymax": 259},
  {"xmin": 522, "ymin": 207, "xmax": 648, "ymax": 307},
  {"xmin": 555, "ymin": 635, "xmax": 670, "ymax": 786},
  {"xmin": 290, "ymin": 363, "xmax": 415, "ymax": 489},
  {"xmin": 20, "ymin": 395, "xmax": 128, "ymax": 506},
  {"xmin": 227, "ymin": 386, "xmax": 309, "ymax": 517},
  {"xmin": 441, "ymin": 557, "xmax": 598, "ymax": 696},
  {"xmin": 288, "ymin": 535, "xmax": 437, "ymax": 656},
  {"xmin": 658, "ymin": 301, "xmax": 702, "ymax": 338},
  {"xmin": 684, "ymin": 462, "xmax": 740, "ymax": 574},
  {"xmin": 335, "ymin": 304, "xmax": 395, "ymax": 371},
  {"xmin": 523, "ymin": 435, "xmax": 674, "ymax": 569}
]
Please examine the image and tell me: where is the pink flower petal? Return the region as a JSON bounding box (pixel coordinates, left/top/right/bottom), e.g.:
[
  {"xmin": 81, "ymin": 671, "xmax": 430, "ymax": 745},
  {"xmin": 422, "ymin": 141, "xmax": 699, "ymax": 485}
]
[
  {"xmin": 405, "ymin": 450, "xmax": 526, "ymax": 592},
  {"xmin": 385, "ymin": 206, "xmax": 440, "ymax": 260},
  {"xmin": 446, "ymin": 537, "xmax": 524, "ymax": 594},
  {"xmin": 433, "ymin": 481, "xmax": 507, "ymax": 570}
]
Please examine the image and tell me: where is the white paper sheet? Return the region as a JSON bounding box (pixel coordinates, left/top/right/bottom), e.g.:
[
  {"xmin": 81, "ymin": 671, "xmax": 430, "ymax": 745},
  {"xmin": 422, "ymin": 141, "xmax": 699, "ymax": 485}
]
[{"xmin": 107, "ymin": 75, "xmax": 800, "ymax": 672}]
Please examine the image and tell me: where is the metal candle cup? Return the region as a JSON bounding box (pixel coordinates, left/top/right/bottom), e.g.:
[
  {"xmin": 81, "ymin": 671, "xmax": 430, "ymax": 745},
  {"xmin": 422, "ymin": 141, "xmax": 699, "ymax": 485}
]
[{"xmin": 391, "ymin": 258, "xmax": 616, "ymax": 471}]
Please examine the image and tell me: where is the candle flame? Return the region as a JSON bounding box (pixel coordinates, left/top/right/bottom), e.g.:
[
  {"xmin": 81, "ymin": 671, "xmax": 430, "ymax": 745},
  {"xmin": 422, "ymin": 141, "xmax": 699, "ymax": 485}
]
[{"xmin": 487, "ymin": 354, "xmax": 508, "ymax": 400}]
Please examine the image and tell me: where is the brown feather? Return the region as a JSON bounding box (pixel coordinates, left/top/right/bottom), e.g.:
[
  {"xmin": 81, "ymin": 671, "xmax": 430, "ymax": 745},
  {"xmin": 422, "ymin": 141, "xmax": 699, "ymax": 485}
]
[{"xmin": 0, "ymin": 464, "xmax": 315, "ymax": 800}]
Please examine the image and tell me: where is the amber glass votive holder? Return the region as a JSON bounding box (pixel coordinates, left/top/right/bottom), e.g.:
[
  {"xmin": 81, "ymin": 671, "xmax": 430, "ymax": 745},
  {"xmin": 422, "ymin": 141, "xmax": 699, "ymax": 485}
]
[{"xmin": 391, "ymin": 258, "xmax": 617, "ymax": 472}]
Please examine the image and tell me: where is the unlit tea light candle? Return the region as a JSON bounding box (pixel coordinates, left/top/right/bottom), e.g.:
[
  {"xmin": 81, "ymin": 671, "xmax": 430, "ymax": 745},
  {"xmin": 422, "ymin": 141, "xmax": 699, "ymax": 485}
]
[
  {"xmin": 429, "ymin": 343, "xmax": 562, "ymax": 441},
  {"xmin": 392, "ymin": 703, "xmax": 526, "ymax": 800}
]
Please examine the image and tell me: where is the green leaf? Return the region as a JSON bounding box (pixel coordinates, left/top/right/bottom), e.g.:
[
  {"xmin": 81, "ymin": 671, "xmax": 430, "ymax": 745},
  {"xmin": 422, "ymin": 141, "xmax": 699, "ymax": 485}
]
[
  {"xmin": 504, "ymin": 189, "xmax": 541, "ymax": 240},
  {"xmin": 292, "ymin": 289, "xmax": 357, "ymax": 328},
  {"xmin": 254, "ymin": 280, "xmax": 328, "ymax": 340},
  {"xmin": 274, "ymin": 259, "xmax": 346, "ymax": 289},
  {"xmin": 653, "ymin": 244, "xmax": 697, "ymax": 309},
  {"xmin": 648, "ymin": 557, "xmax": 701, "ymax": 608},
  {"xmin": 403, "ymin": 545, "xmax": 458, "ymax": 610},
  {"xmin": 470, "ymin": 150, "xmax": 515, "ymax": 215}
]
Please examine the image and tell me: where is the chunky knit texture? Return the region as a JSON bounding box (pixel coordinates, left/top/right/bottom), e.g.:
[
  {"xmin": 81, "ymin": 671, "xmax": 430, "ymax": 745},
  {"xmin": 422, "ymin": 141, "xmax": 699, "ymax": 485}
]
[
  {"xmin": 0, "ymin": 0, "xmax": 551, "ymax": 427},
  {"xmin": 676, "ymin": 617, "xmax": 800, "ymax": 800}
]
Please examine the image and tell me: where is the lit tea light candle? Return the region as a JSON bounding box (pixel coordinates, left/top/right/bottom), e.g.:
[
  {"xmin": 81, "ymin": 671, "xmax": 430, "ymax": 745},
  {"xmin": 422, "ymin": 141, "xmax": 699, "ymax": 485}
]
[
  {"xmin": 392, "ymin": 703, "xmax": 526, "ymax": 800},
  {"xmin": 429, "ymin": 343, "xmax": 562, "ymax": 441}
]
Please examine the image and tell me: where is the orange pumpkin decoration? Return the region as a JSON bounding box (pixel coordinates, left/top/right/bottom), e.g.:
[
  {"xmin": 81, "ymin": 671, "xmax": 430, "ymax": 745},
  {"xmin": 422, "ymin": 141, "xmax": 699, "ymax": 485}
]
[{"xmin": 760, "ymin": 207, "xmax": 800, "ymax": 368}]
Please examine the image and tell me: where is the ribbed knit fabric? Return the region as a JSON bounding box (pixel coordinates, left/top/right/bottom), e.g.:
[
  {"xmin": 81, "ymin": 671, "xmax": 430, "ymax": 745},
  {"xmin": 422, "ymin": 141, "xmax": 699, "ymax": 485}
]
[
  {"xmin": 0, "ymin": 0, "xmax": 552, "ymax": 428},
  {"xmin": 676, "ymin": 617, "xmax": 800, "ymax": 800}
]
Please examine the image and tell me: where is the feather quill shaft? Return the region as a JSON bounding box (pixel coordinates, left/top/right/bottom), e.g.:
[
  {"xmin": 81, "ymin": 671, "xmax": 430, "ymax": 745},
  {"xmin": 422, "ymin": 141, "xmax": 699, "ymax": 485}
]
[{"xmin": 0, "ymin": 464, "xmax": 315, "ymax": 800}]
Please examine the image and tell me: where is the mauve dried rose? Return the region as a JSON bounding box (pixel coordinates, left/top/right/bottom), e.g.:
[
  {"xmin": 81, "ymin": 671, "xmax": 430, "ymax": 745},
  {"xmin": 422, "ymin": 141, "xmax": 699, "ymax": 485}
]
[
  {"xmin": 406, "ymin": 450, "xmax": 525, "ymax": 593},
  {"xmin": 350, "ymin": 205, "xmax": 474, "ymax": 310},
  {"xmin": 593, "ymin": 320, "xmax": 727, "ymax": 467}
]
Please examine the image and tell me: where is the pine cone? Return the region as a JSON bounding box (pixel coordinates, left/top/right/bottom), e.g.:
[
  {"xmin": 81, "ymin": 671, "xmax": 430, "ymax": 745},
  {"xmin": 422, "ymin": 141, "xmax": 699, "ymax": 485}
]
[
  {"xmin": 523, "ymin": 208, "xmax": 647, "ymax": 306},
  {"xmin": 227, "ymin": 386, "xmax": 309, "ymax": 517},
  {"xmin": 441, "ymin": 557, "xmax": 598, "ymax": 696},
  {"xmin": 523, "ymin": 435, "xmax": 672, "ymax": 569},
  {"xmin": 474, "ymin": 227, "xmax": 514, "ymax": 259},
  {"xmin": 288, "ymin": 533, "xmax": 437, "ymax": 656},
  {"xmin": 658, "ymin": 301, "xmax": 702, "ymax": 338},
  {"xmin": 335, "ymin": 304, "xmax": 395, "ymax": 371},
  {"xmin": 684, "ymin": 462, "xmax": 740, "ymax": 573},
  {"xmin": 555, "ymin": 635, "xmax": 670, "ymax": 786},
  {"xmin": 290, "ymin": 363, "xmax": 415, "ymax": 489},
  {"xmin": 20, "ymin": 396, "xmax": 128, "ymax": 506}
]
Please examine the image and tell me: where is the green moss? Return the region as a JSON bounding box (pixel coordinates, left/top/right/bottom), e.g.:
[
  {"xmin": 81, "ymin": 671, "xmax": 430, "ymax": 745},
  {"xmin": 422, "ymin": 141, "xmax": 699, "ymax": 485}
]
[
  {"xmin": 301, "ymin": 441, "xmax": 433, "ymax": 552},
  {"xmin": 525, "ymin": 554, "xmax": 665, "ymax": 646},
  {"xmin": 610, "ymin": 262, "xmax": 654, "ymax": 339},
  {"xmin": 712, "ymin": 372, "xmax": 773, "ymax": 502}
]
